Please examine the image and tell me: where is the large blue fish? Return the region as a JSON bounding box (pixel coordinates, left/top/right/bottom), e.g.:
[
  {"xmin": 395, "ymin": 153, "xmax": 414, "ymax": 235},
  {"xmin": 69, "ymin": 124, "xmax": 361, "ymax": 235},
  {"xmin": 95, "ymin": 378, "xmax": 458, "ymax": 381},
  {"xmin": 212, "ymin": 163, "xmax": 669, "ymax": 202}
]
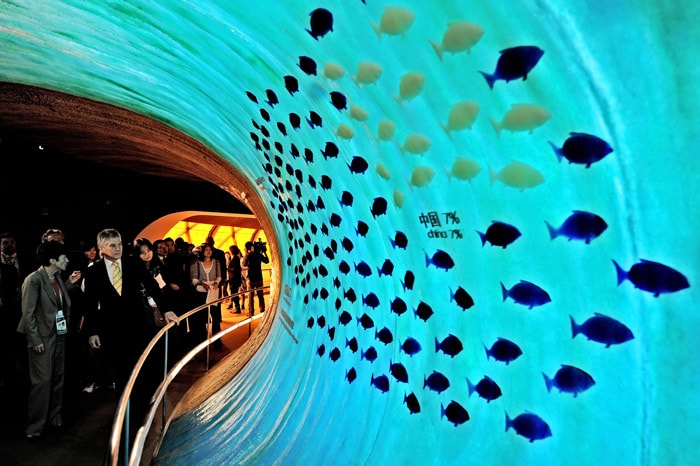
[
  {"xmin": 424, "ymin": 370, "xmax": 450, "ymax": 394},
  {"xmin": 570, "ymin": 313, "xmax": 634, "ymax": 348},
  {"xmin": 546, "ymin": 210, "xmax": 607, "ymax": 244},
  {"xmin": 613, "ymin": 259, "xmax": 690, "ymax": 297},
  {"xmin": 501, "ymin": 280, "xmax": 551, "ymax": 309},
  {"xmin": 477, "ymin": 221, "xmax": 521, "ymax": 248},
  {"xmin": 549, "ymin": 132, "xmax": 613, "ymax": 168},
  {"xmin": 441, "ymin": 401, "xmax": 470, "ymax": 426},
  {"xmin": 485, "ymin": 337, "xmax": 522, "ymax": 365},
  {"xmin": 371, "ymin": 374, "xmax": 390, "ymax": 393},
  {"xmin": 306, "ymin": 8, "xmax": 333, "ymax": 40},
  {"xmin": 401, "ymin": 337, "xmax": 422, "ymax": 357},
  {"xmin": 505, "ymin": 412, "xmax": 552, "ymax": 442},
  {"xmin": 424, "ymin": 249, "xmax": 455, "ymax": 271},
  {"xmin": 543, "ymin": 365, "xmax": 595, "ymax": 397},
  {"xmin": 479, "ymin": 45, "xmax": 544, "ymax": 89},
  {"xmin": 435, "ymin": 334, "xmax": 463, "ymax": 358}
]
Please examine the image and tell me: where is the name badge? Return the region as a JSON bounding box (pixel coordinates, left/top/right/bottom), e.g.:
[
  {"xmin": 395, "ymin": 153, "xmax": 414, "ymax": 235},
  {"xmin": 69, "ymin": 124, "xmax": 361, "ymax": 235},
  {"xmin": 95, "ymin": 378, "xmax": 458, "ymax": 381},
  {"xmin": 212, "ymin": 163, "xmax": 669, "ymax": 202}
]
[{"xmin": 56, "ymin": 310, "xmax": 67, "ymax": 335}]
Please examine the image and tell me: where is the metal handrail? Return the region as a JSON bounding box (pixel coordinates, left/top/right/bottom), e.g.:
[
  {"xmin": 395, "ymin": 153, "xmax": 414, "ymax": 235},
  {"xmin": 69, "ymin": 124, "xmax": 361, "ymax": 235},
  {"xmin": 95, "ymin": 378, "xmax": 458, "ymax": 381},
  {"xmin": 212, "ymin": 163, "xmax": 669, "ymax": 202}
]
[{"xmin": 106, "ymin": 285, "xmax": 270, "ymax": 466}]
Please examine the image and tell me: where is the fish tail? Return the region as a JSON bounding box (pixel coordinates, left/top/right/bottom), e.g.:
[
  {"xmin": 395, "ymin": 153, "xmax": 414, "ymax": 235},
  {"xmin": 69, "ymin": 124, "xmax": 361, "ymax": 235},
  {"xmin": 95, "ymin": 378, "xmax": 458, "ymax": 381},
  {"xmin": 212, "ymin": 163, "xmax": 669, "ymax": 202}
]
[
  {"xmin": 505, "ymin": 411, "xmax": 512, "ymax": 432},
  {"xmin": 444, "ymin": 167, "xmax": 452, "ymax": 181},
  {"xmin": 548, "ymin": 141, "xmax": 563, "ymax": 163},
  {"xmin": 466, "ymin": 378, "xmax": 475, "ymax": 396},
  {"xmin": 305, "ymin": 29, "xmax": 319, "ymax": 41},
  {"xmin": 401, "ymin": 280, "xmax": 407, "ymax": 291},
  {"xmin": 479, "ymin": 71, "xmax": 496, "ymax": 89},
  {"xmin": 484, "ymin": 343, "xmax": 491, "ymax": 361},
  {"xmin": 488, "ymin": 164, "xmax": 498, "ymax": 185},
  {"xmin": 424, "ymin": 251, "xmax": 431, "ymax": 268},
  {"xmin": 430, "ymin": 40, "xmax": 444, "ymax": 61},
  {"xmin": 543, "ymin": 373, "xmax": 553, "ymax": 392},
  {"xmin": 440, "ymin": 403, "xmax": 446, "ymax": 419},
  {"xmin": 393, "ymin": 94, "xmax": 404, "ymax": 108},
  {"xmin": 488, "ymin": 116, "xmax": 501, "ymax": 137},
  {"xmin": 500, "ymin": 282, "xmax": 508, "ymax": 302},
  {"xmin": 435, "ymin": 338, "xmax": 440, "ymax": 353},
  {"xmin": 389, "ymin": 238, "xmax": 396, "ymax": 249},
  {"xmin": 478, "ymin": 231, "xmax": 487, "ymax": 246},
  {"xmin": 440, "ymin": 122, "xmax": 451, "ymax": 139},
  {"xmin": 612, "ymin": 260, "xmax": 627, "ymax": 286},
  {"xmin": 545, "ymin": 221, "xmax": 558, "ymax": 240},
  {"xmin": 405, "ymin": 177, "xmax": 414, "ymax": 192},
  {"xmin": 370, "ymin": 22, "xmax": 382, "ymax": 41},
  {"xmin": 570, "ymin": 315, "xmax": 580, "ymax": 339}
]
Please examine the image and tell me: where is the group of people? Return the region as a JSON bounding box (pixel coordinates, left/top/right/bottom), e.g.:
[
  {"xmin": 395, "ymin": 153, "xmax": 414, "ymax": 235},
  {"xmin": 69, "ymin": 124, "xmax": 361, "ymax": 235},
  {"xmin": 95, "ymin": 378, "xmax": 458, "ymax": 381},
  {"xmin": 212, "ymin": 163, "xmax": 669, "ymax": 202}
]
[{"xmin": 0, "ymin": 227, "xmax": 269, "ymax": 442}]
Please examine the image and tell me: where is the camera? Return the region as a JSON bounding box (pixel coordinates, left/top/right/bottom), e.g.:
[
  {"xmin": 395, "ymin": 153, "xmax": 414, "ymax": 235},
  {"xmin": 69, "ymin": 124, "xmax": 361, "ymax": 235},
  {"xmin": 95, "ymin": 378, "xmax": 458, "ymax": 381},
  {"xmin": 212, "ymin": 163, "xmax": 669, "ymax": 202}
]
[{"xmin": 253, "ymin": 238, "xmax": 267, "ymax": 254}]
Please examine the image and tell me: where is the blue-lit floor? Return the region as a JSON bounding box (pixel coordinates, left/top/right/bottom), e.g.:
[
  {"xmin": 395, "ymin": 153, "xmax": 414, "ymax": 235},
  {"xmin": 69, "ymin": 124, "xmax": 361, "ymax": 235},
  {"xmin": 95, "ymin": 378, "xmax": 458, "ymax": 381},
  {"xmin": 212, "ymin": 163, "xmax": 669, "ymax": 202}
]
[{"xmin": 1, "ymin": 1, "xmax": 698, "ymax": 464}]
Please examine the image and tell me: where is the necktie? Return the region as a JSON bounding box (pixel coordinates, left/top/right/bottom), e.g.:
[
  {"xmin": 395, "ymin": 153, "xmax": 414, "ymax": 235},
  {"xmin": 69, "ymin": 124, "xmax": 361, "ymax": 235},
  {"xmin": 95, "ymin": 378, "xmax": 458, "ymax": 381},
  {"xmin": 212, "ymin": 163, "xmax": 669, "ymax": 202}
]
[{"xmin": 112, "ymin": 261, "xmax": 122, "ymax": 295}]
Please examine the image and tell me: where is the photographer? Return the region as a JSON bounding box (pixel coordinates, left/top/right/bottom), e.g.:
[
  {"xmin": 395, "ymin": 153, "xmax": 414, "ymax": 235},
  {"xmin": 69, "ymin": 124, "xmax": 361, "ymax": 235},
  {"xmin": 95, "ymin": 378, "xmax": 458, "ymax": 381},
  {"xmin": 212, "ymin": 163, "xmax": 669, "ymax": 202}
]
[{"xmin": 243, "ymin": 239, "xmax": 269, "ymax": 315}]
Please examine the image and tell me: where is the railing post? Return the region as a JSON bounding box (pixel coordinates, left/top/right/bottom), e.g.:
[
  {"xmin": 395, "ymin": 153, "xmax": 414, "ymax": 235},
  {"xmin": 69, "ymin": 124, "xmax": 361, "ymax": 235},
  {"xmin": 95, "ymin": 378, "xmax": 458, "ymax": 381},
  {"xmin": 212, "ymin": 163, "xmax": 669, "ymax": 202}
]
[{"xmin": 161, "ymin": 331, "xmax": 169, "ymax": 432}]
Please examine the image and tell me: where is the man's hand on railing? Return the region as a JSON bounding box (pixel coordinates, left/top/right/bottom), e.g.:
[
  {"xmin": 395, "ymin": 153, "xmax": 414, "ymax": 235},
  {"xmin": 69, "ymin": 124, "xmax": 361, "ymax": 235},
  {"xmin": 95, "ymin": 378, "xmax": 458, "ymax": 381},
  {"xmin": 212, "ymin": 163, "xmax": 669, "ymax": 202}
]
[
  {"xmin": 89, "ymin": 335, "xmax": 101, "ymax": 349},
  {"xmin": 163, "ymin": 311, "xmax": 180, "ymax": 325}
]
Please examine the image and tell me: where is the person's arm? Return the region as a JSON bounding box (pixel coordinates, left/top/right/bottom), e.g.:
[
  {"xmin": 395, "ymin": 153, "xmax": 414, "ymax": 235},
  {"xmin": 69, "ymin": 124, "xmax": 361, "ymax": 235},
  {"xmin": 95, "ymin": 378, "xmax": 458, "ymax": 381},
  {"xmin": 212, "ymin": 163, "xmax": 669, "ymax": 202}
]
[
  {"xmin": 261, "ymin": 251, "xmax": 270, "ymax": 264},
  {"xmin": 20, "ymin": 274, "xmax": 44, "ymax": 352},
  {"xmin": 140, "ymin": 259, "xmax": 179, "ymax": 325}
]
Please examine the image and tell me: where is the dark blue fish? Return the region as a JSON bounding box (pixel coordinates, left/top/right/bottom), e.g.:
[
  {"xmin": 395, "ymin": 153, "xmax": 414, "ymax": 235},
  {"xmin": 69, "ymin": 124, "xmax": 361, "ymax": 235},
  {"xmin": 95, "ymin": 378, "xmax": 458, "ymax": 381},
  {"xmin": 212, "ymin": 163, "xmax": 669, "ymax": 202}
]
[
  {"xmin": 404, "ymin": 392, "xmax": 421, "ymax": 414},
  {"xmin": 501, "ymin": 280, "xmax": 551, "ymax": 309},
  {"xmin": 435, "ymin": 334, "xmax": 463, "ymax": 358},
  {"xmin": 307, "ymin": 111, "xmax": 323, "ymax": 128},
  {"xmin": 377, "ymin": 259, "xmax": 394, "ymax": 277},
  {"xmin": 485, "ymin": 337, "xmax": 522, "ymax": 364},
  {"xmin": 425, "ymin": 249, "xmax": 455, "ymax": 271},
  {"xmin": 333, "ymin": 277, "xmax": 341, "ymax": 289},
  {"xmin": 370, "ymin": 374, "xmax": 390, "ymax": 393},
  {"xmin": 330, "ymin": 91, "xmax": 347, "ymax": 111},
  {"xmin": 346, "ymin": 337, "xmax": 359, "ymax": 353},
  {"xmin": 424, "ymin": 370, "xmax": 450, "ymax": 394},
  {"xmin": 341, "ymin": 237, "xmax": 354, "ymax": 252},
  {"xmin": 356, "ymin": 221, "xmax": 369, "ymax": 237},
  {"xmin": 415, "ymin": 301, "xmax": 434, "ymax": 322},
  {"xmin": 330, "ymin": 213, "xmax": 342, "ymax": 227},
  {"xmin": 322, "ymin": 141, "xmax": 339, "ymax": 159},
  {"xmin": 376, "ymin": 326, "xmax": 393, "ymax": 345},
  {"xmin": 348, "ymin": 156, "xmax": 369, "ymax": 174},
  {"xmin": 546, "ymin": 210, "xmax": 607, "ymax": 243},
  {"xmin": 320, "ymin": 223, "xmax": 328, "ymax": 235},
  {"xmin": 549, "ymin": 132, "xmax": 613, "ymax": 168},
  {"xmin": 358, "ymin": 313, "xmax": 374, "ymax": 330},
  {"xmin": 320, "ymin": 175, "xmax": 332, "ymax": 189},
  {"xmin": 307, "ymin": 8, "xmax": 333, "ymax": 40},
  {"xmin": 355, "ymin": 261, "xmax": 372, "ymax": 278},
  {"xmin": 390, "ymin": 231, "xmax": 408, "ymax": 249},
  {"xmin": 346, "ymin": 367, "xmax": 357, "ymax": 383},
  {"xmin": 323, "ymin": 247, "xmax": 334, "ymax": 260},
  {"xmin": 478, "ymin": 221, "xmax": 521, "ymax": 248},
  {"xmin": 298, "ymin": 55, "xmax": 317, "ymax": 75},
  {"xmin": 479, "ymin": 45, "xmax": 544, "ymax": 89},
  {"xmin": 265, "ymin": 89, "xmax": 278, "ymax": 107},
  {"xmin": 506, "ymin": 412, "xmax": 552, "ymax": 442},
  {"xmin": 390, "ymin": 297, "xmax": 408, "ymax": 316},
  {"xmin": 371, "ymin": 197, "xmax": 388, "ymax": 217},
  {"xmin": 316, "ymin": 344, "xmax": 325, "ymax": 357},
  {"xmin": 466, "ymin": 375, "xmax": 502, "ymax": 402},
  {"xmin": 343, "ymin": 288, "xmax": 357, "ymax": 303},
  {"xmin": 339, "ymin": 260, "xmax": 350, "ymax": 274},
  {"xmin": 289, "ymin": 112, "xmax": 301, "ymax": 129},
  {"xmin": 245, "ymin": 91, "xmax": 258, "ymax": 103},
  {"xmin": 363, "ymin": 292, "xmax": 380, "ymax": 309},
  {"xmin": 329, "ymin": 347, "xmax": 341, "ymax": 362},
  {"xmin": 613, "ymin": 259, "xmax": 690, "ymax": 297},
  {"xmin": 260, "ymin": 108, "xmax": 271, "ymax": 122},
  {"xmin": 401, "ymin": 270, "xmax": 415, "ymax": 291},
  {"xmin": 450, "ymin": 286, "xmax": 475, "ymax": 311},
  {"xmin": 389, "ymin": 360, "xmax": 408, "ymax": 383},
  {"xmin": 339, "ymin": 310, "xmax": 352, "ymax": 325},
  {"xmin": 307, "ymin": 317, "xmax": 314, "ymax": 328},
  {"xmin": 543, "ymin": 365, "xmax": 595, "ymax": 397},
  {"xmin": 317, "ymin": 315, "xmax": 326, "ymax": 328},
  {"xmin": 284, "ymin": 75, "xmax": 299, "ymax": 95},
  {"xmin": 361, "ymin": 345, "xmax": 378, "ymax": 362},
  {"xmin": 401, "ymin": 337, "xmax": 422, "ymax": 357},
  {"xmin": 304, "ymin": 148, "xmax": 314, "ymax": 163},
  {"xmin": 441, "ymin": 401, "xmax": 470, "ymax": 426},
  {"xmin": 570, "ymin": 313, "xmax": 634, "ymax": 348},
  {"xmin": 289, "ymin": 143, "xmax": 300, "ymax": 158}
]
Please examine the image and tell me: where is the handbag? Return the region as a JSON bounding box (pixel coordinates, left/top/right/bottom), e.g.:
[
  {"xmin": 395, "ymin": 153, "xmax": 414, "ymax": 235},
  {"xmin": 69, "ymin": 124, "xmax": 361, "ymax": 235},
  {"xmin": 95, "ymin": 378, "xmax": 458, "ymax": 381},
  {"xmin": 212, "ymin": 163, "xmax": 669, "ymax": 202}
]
[{"xmin": 140, "ymin": 284, "xmax": 166, "ymax": 328}]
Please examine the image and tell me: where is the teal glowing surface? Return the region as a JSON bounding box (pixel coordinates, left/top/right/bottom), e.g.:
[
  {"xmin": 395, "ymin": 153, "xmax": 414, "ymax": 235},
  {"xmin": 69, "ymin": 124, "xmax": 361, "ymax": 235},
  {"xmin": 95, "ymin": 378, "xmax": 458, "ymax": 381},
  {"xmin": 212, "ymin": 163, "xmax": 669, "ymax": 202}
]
[{"xmin": 2, "ymin": 1, "xmax": 699, "ymax": 464}]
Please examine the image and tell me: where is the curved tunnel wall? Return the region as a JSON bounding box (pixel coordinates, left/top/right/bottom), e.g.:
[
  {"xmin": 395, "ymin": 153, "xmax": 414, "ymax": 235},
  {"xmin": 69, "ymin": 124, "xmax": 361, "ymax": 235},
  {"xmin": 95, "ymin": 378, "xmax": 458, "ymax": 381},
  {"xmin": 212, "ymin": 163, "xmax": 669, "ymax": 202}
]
[{"xmin": 1, "ymin": 1, "xmax": 699, "ymax": 464}]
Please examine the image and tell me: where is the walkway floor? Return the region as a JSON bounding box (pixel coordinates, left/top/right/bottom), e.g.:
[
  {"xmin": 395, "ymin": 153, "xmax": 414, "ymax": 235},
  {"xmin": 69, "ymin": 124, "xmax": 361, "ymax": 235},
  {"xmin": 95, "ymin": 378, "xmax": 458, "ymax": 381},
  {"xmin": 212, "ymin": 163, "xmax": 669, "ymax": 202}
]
[{"xmin": 0, "ymin": 309, "xmax": 259, "ymax": 466}]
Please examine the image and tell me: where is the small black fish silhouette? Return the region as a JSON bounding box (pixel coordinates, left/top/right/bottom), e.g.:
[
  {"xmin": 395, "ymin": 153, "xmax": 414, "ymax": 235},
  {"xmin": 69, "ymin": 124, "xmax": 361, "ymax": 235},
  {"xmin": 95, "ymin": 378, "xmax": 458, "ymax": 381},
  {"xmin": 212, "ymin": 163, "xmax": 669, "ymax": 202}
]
[
  {"xmin": 549, "ymin": 132, "xmax": 613, "ymax": 168},
  {"xmin": 450, "ymin": 286, "xmax": 475, "ymax": 310},
  {"xmin": 330, "ymin": 91, "xmax": 347, "ymax": 110},
  {"xmin": 307, "ymin": 111, "xmax": 323, "ymax": 128},
  {"xmin": 402, "ymin": 270, "xmax": 415, "ymax": 291},
  {"xmin": 401, "ymin": 337, "xmax": 422, "ymax": 357},
  {"xmin": 363, "ymin": 292, "xmax": 380, "ymax": 309},
  {"xmin": 361, "ymin": 345, "xmax": 378, "ymax": 362},
  {"xmin": 339, "ymin": 260, "xmax": 351, "ymax": 274},
  {"xmin": 289, "ymin": 113, "xmax": 301, "ymax": 129},
  {"xmin": 546, "ymin": 210, "xmax": 607, "ymax": 243},
  {"xmin": 435, "ymin": 334, "xmax": 463, "ymax": 358},
  {"xmin": 404, "ymin": 392, "xmax": 421, "ymax": 414},
  {"xmin": 341, "ymin": 237, "xmax": 354, "ymax": 252},
  {"xmin": 613, "ymin": 259, "xmax": 690, "ymax": 297},
  {"xmin": 339, "ymin": 310, "xmax": 352, "ymax": 325},
  {"xmin": 307, "ymin": 317, "xmax": 315, "ymax": 328},
  {"xmin": 389, "ymin": 361, "xmax": 408, "ymax": 383},
  {"xmin": 466, "ymin": 375, "xmax": 502, "ymax": 402},
  {"xmin": 358, "ymin": 313, "xmax": 375, "ymax": 330},
  {"xmin": 505, "ymin": 412, "xmax": 552, "ymax": 442},
  {"xmin": 356, "ymin": 221, "xmax": 369, "ymax": 237},
  {"xmin": 485, "ymin": 337, "xmax": 522, "ymax": 364},
  {"xmin": 346, "ymin": 337, "xmax": 358, "ymax": 353},
  {"xmin": 390, "ymin": 231, "xmax": 408, "ymax": 249},
  {"xmin": 259, "ymin": 108, "xmax": 271, "ymax": 122},
  {"xmin": 317, "ymin": 315, "xmax": 326, "ymax": 328},
  {"xmin": 276, "ymin": 123, "xmax": 287, "ymax": 137},
  {"xmin": 321, "ymin": 175, "xmax": 332, "ymax": 190},
  {"xmin": 377, "ymin": 259, "xmax": 394, "ymax": 277},
  {"xmin": 479, "ymin": 45, "xmax": 544, "ymax": 89},
  {"xmin": 265, "ymin": 89, "xmax": 278, "ymax": 107},
  {"xmin": 330, "ymin": 213, "xmax": 342, "ymax": 227},
  {"xmin": 370, "ymin": 374, "xmax": 389, "ymax": 393},
  {"xmin": 346, "ymin": 367, "xmax": 357, "ymax": 383},
  {"xmin": 478, "ymin": 221, "xmax": 521, "ymax": 248},
  {"xmin": 344, "ymin": 288, "xmax": 357, "ymax": 303},
  {"xmin": 298, "ymin": 55, "xmax": 318, "ymax": 75},
  {"xmin": 501, "ymin": 280, "xmax": 551, "ymax": 309},
  {"xmin": 570, "ymin": 313, "xmax": 634, "ymax": 348},
  {"xmin": 317, "ymin": 344, "xmax": 325, "ymax": 357},
  {"xmin": 322, "ymin": 141, "xmax": 339, "ymax": 159},
  {"xmin": 355, "ymin": 261, "xmax": 372, "ymax": 278},
  {"xmin": 348, "ymin": 156, "xmax": 369, "ymax": 174},
  {"xmin": 307, "ymin": 8, "xmax": 334, "ymax": 40},
  {"xmin": 424, "ymin": 370, "xmax": 450, "ymax": 394},
  {"xmin": 391, "ymin": 297, "xmax": 407, "ymax": 316},
  {"xmin": 245, "ymin": 91, "xmax": 258, "ymax": 103},
  {"xmin": 376, "ymin": 327, "xmax": 393, "ymax": 345},
  {"xmin": 415, "ymin": 301, "xmax": 434, "ymax": 322},
  {"xmin": 329, "ymin": 347, "xmax": 341, "ymax": 362},
  {"xmin": 304, "ymin": 148, "xmax": 314, "ymax": 163},
  {"xmin": 441, "ymin": 401, "xmax": 470, "ymax": 426},
  {"xmin": 340, "ymin": 191, "xmax": 354, "ymax": 207},
  {"xmin": 371, "ymin": 197, "xmax": 388, "ymax": 217},
  {"xmin": 543, "ymin": 364, "xmax": 595, "ymax": 397},
  {"xmin": 284, "ymin": 75, "xmax": 299, "ymax": 95},
  {"xmin": 425, "ymin": 249, "xmax": 455, "ymax": 270}
]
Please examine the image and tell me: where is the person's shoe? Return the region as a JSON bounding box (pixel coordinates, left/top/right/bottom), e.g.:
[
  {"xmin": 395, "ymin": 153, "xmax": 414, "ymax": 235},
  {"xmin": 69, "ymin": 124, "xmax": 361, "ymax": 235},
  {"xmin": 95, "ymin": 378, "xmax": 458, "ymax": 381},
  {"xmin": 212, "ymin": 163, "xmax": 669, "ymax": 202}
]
[
  {"xmin": 26, "ymin": 433, "xmax": 40, "ymax": 442},
  {"xmin": 227, "ymin": 304, "xmax": 233, "ymax": 310},
  {"xmin": 82, "ymin": 382, "xmax": 99, "ymax": 393},
  {"xmin": 234, "ymin": 308, "xmax": 241, "ymax": 314}
]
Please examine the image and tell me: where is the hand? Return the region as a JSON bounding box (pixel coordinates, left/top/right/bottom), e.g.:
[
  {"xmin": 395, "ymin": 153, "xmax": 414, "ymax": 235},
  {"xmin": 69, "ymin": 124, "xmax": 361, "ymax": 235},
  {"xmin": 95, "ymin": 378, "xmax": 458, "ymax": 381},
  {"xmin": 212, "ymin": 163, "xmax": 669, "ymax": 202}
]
[
  {"xmin": 32, "ymin": 343, "xmax": 45, "ymax": 354},
  {"xmin": 69, "ymin": 270, "xmax": 82, "ymax": 284},
  {"xmin": 88, "ymin": 335, "xmax": 101, "ymax": 349},
  {"xmin": 163, "ymin": 311, "xmax": 180, "ymax": 325}
]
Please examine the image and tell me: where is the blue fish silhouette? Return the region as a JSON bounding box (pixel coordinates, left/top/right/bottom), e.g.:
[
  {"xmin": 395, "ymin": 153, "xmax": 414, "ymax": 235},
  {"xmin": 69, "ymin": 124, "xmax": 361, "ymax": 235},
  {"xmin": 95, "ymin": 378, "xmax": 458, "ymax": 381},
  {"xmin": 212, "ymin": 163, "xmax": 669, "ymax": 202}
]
[
  {"xmin": 329, "ymin": 347, "xmax": 341, "ymax": 362},
  {"xmin": 377, "ymin": 259, "xmax": 394, "ymax": 277},
  {"xmin": 322, "ymin": 141, "xmax": 339, "ymax": 159},
  {"xmin": 330, "ymin": 91, "xmax": 347, "ymax": 111},
  {"xmin": 401, "ymin": 337, "xmax": 422, "ymax": 357},
  {"xmin": 424, "ymin": 249, "xmax": 455, "ymax": 270},
  {"xmin": 543, "ymin": 365, "xmax": 595, "ymax": 397},
  {"xmin": 450, "ymin": 286, "xmax": 475, "ymax": 311},
  {"xmin": 283, "ymin": 75, "xmax": 298, "ymax": 95},
  {"xmin": 390, "ymin": 231, "xmax": 408, "ymax": 249},
  {"xmin": 424, "ymin": 370, "xmax": 450, "ymax": 394},
  {"xmin": 505, "ymin": 412, "xmax": 552, "ymax": 442},
  {"xmin": 389, "ymin": 361, "xmax": 408, "ymax": 383},
  {"xmin": 376, "ymin": 326, "xmax": 393, "ymax": 345},
  {"xmin": 485, "ymin": 337, "xmax": 522, "ymax": 364},
  {"xmin": 307, "ymin": 8, "xmax": 333, "ymax": 40},
  {"xmin": 298, "ymin": 55, "xmax": 317, "ymax": 75},
  {"xmin": 466, "ymin": 375, "xmax": 502, "ymax": 402},
  {"xmin": 546, "ymin": 210, "xmax": 607, "ymax": 244},
  {"xmin": 348, "ymin": 156, "xmax": 369, "ymax": 174},
  {"xmin": 371, "ymin": 374, "xmax": 390, "ymax": 393},
  {"xmin": 345, "ymin": 337, "xmax": 358, "ymax": 353},
  {"xmin": 355, "ymin": 261, "xmax": 372, "ymax": 277},
  {"xmin": 363, "ymin": 292, "xmax": 380, "ymax": 309},
  {"xmin": 361, "ymin": 346, "xmax": 378, "ymax": 362},
  {"xmin": 441, "ymin": 401, "xmax": 470, "ymax": 426},
  {"xmin": 346, "ymin": 367, "xmax": 356, "ymax": 383},
  {"xmin": 415, "ymin": 301, "xmax": 434, "ymax": 322},
  {"xmin": 371, "ymin": 197, "xmax": 388, "ymax": 217},
  {"xmin": 401, "ymin": 270, "xmax": 415, "ymax": 291},
  {"xmin": 358, "ymin": 313, "xmax": 374, "ymax": 330},
  {"xmin": 479, "ymin": 45, "xmax": 544, "ymax": 89},
  {"xmin": 390, "ymin": 297, "xmax": 408, "ymax": 316},
  {"xmin": 339, "ymin": 311, "xmax": 352, "ymax": 325},
  {"xmin": 549, "ymin": 132, "xmax": 613, "ymax": 168},
  {"xmin": 435, "ymin": 334, "xmax": 463, "ymax": 358},
  {"xmin": 404, "ymin": 392, "xmax": 421, "ymax": 414},
  {"xmin": 501, "ymin": 280, "xmax": 551, "ymax": 308},
  {"xmin": 570, "ymin": 313, "xmax": 634, "ymax": 347},
  {"xmin": 613, "ymin": 259, "xmax": 690, "ymax": 297},
  {"xmin": 478, "ymin": 221, "xmax": 521, "ymax": 248}
]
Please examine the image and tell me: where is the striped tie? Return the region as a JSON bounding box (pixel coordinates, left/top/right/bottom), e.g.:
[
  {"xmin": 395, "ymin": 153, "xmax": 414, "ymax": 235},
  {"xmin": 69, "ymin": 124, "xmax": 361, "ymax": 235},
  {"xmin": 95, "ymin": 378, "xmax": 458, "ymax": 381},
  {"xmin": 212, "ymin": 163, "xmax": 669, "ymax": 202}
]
[{"xmin": 112, "ymin": 261, "xmax": 122, "ymax": 295}]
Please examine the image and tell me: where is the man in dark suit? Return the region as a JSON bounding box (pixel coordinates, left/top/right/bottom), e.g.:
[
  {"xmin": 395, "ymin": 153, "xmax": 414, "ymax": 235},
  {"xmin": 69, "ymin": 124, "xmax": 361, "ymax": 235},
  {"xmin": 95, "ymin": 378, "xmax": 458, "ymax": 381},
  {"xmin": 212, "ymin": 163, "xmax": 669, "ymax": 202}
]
[{"xmin": 82, "ymin": 228, "xmax": 179, "ymax": 429}]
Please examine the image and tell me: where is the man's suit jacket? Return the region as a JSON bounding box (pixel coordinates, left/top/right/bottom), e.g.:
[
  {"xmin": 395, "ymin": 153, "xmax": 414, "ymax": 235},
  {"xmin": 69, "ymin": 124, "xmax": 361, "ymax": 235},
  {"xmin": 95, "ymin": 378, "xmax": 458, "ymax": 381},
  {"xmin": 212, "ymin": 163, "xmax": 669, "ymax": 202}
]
[
  {"xmin": 82, "ymin": 256, "xmax": 170, "ymax": 352},
  {"xmin": 17, "ymin": 267, "xmax": 72, "ymax": 347}
]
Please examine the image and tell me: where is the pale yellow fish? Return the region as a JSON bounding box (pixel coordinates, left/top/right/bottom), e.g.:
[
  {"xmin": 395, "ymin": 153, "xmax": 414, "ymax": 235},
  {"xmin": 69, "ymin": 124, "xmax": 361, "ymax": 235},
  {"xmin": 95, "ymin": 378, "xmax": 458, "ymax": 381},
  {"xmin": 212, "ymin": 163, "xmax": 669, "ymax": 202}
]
[
  {"xmin": 430, "ymin": 21, "xmax": 484, "ymax": 61},
  {"xmin": 393, "ymin": 72, "xmax": 425, "ymax": 106},
  {"xmin": 446, "ymin": 157, "xmax": 481, "ymax": 181},
  {"xmin": 376, "ymin": 162, "xmax": 391, "ymax": 180},
  {"xmin": 399, "ymin": 133, "xmax": 431, "ymax": 156},
  {"xmin": 335, "ymin": 123, "xmax": 355, "ymax": 140},
  {"xmin": 393, "ymin": 188, "xmax": 405, "ymax": 208},
  {"xmin": 323, "ymin": 62, "xmax": 346, "ymax": 80},
  {"xmin": 349, "ymin": 105, "xmax": 369, "ymax": 122},
  {"xmin": 488, "ymin": 160, "xmax": 544, "ymax": 191},
  {"xmin": 370, "ymin": 6, "xmax": 416, "ymax": 40},
  {"xmin": 378, "ymin": 120, "xmax": 396, "ymax": 141},
  {"xmin": 441, "ymin": 100, "xmax": 480, "ymax": 137},
  {"xmin": 407, "ymin": 165, "xmax": 436, "ymax": 190},
  {"xmin": 489, "ymin": 103, "xmax": 551, "ymax": 137},
  {"xmin": 353, "ymin": 61, "xmax": 383, "ymax": 85}
]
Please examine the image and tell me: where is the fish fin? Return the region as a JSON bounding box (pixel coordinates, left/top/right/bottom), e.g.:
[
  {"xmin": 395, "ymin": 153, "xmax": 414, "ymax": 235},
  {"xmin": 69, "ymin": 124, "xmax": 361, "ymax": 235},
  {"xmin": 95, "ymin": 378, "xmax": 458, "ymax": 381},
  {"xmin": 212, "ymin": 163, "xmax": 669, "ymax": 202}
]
[
  {"xmin": 612, "ymin": 260, "xmax": 627, "ymax": 285},
  {"xmin": 479, "ymin": 71, "xmax": 496, "ymax": 89},
  {"xmin": 393, "ymin": 94, "xmax": 404, "ymax": 108},
  {"xmin": 488, "ymin": 116, "xmax": 501, "ymax": 137},
  {"xmin": 370, "ymin": 22, "xmax": 382, "ymax": 41},
  {"xmin": 487, "ymin": 164, "xmax": 497, "ymax": 185},
  {"xmin": 477, "ymin": 231, "xmax": 487, "ymax": 246},
  {"xmin": 548, "ymin": 141, "xmax": 563, "ymax": 163},
  {"xmin": 440, "ymin": 122, "xmax": 451, "ymax": 138},
  {"xmin": 429, "ymin": 40, "xmax": 443, "ymax": 61},
  {"xmin": 500, "ymin": 282, "xmax": 508, "ymax": 302},
  {"xmin": 570, "ymin": 315, "xmax": 580, "ymax": 338},
  {"xmin": 545, "ymin": 221, "xmax": 557, "ymax": 240},
  {"xmin": 543, "ymin": 373, "xmax": 553, "ymax": 392}
]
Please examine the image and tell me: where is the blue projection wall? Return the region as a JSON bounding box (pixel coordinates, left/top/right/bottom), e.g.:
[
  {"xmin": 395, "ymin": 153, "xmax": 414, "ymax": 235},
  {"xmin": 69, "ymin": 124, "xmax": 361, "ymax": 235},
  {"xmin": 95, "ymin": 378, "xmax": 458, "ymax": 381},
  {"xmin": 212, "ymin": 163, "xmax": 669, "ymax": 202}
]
[{"xmin": 2, "ymin": 1, "xmax": 699, "ymax": 464}]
